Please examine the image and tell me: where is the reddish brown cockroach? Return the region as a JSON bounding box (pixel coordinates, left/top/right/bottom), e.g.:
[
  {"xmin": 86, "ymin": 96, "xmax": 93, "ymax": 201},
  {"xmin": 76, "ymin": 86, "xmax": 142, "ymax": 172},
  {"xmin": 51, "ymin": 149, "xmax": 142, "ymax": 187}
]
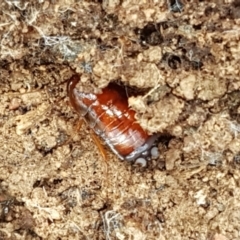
[{"xmin": 67, "ymin": 75, "xmax": 159, "ymax": 165}]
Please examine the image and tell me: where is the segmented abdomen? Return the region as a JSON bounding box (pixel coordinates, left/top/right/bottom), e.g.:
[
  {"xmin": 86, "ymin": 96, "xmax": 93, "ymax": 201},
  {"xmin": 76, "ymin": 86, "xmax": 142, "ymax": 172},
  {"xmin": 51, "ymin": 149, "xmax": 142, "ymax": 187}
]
[{"xmin": 68, "ymin": 75, "xmax": 155, "ymax": 161}]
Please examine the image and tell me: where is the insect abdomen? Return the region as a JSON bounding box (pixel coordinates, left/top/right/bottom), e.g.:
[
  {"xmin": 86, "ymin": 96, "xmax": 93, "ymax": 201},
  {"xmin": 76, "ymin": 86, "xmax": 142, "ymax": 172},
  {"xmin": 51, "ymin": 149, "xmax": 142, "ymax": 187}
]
[{"xmin": 68, "ymin": 75, "xmax": 159, "ymax": 162}]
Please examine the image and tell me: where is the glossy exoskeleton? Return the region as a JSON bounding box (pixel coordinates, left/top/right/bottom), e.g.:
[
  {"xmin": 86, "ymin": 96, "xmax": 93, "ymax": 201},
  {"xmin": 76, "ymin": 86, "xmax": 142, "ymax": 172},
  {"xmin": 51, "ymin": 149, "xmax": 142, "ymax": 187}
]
[{"xmin": 67, "ymin": 75, "xmax": 159, "ymax": 165}]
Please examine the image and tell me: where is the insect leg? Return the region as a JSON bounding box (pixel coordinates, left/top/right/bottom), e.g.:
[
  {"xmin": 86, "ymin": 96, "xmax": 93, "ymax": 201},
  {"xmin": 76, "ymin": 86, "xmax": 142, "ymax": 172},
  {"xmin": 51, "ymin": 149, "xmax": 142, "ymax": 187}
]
[{"xmin": 90, "ymin": 129, "xmax": 107, "ymax": 161}]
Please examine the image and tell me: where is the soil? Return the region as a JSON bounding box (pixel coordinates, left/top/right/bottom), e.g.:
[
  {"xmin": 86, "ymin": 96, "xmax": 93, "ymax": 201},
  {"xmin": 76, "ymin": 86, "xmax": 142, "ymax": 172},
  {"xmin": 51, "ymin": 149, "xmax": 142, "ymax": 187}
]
[{"xmin": 0, "ymin": 0, "xmax": 240, "ymax": 239}]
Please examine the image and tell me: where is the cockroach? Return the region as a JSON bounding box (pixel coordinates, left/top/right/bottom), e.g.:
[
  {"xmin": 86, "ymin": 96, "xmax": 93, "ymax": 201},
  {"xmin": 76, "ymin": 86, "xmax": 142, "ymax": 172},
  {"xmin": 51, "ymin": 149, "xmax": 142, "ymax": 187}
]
[{"xmin": 67, "ymin": 75, "xmax": 159, "ymax": 166}]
